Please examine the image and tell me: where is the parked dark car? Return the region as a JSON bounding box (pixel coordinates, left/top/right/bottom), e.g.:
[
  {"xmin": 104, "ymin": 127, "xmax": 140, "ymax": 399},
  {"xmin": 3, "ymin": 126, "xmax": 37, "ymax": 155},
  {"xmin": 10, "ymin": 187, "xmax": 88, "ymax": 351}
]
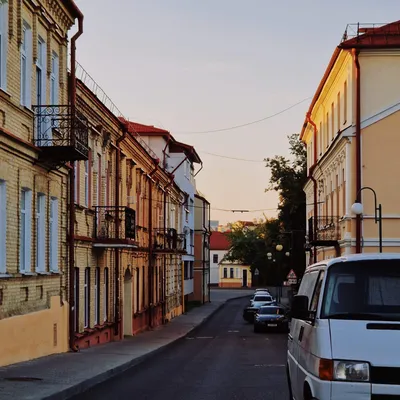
[{"xmin": 253, "ymin": 305, "xmax": 289, "ymax": 333}]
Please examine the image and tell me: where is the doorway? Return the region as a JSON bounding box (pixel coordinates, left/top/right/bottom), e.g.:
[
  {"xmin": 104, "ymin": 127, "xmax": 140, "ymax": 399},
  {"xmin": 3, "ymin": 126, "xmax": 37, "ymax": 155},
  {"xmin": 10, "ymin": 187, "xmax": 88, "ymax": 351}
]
[
  {"xmin": 242, "ymin": 269, "xmax": 248, "ymax": 287},
  {"xmin": 123, "ymin": 268, "xmax": 133, "ymax": 336}
]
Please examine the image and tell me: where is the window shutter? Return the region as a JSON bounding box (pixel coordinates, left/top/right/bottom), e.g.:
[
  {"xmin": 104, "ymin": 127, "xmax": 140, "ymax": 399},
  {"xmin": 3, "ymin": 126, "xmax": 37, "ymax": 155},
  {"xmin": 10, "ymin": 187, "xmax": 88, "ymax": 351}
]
[
  {"xmin": 26, "ymin": 190, "xmax": 32, "ymax": 271},
  {"xmin": 51, "ymin": 198, "xmax": 58, "ymax": 271},
  {"xmin": 0, "ymin": 181, "xmax": 6, "ymax": 273}
]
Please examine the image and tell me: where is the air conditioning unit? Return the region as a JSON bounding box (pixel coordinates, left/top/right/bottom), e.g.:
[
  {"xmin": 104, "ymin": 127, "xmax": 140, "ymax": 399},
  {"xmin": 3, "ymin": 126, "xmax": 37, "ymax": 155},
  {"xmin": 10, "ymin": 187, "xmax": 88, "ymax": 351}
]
[{"xmin": 127, "ymin": 195, "xmax": 136, "ymax": 205}]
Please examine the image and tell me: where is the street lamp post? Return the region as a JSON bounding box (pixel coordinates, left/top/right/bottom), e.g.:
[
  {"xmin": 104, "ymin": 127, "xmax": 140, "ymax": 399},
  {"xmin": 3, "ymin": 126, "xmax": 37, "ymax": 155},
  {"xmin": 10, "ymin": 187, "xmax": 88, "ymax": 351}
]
[{"xmin": 351, "ymin": 186, "xmax": 383, "ymax": 253}]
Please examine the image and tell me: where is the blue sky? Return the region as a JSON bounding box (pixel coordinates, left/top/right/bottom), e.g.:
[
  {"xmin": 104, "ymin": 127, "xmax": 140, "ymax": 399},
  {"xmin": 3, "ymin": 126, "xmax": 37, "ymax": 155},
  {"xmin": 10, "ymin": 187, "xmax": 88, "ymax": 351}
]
[{"xmin": 73, "ymin": 0, "xmax": 400, "ymax": 224}]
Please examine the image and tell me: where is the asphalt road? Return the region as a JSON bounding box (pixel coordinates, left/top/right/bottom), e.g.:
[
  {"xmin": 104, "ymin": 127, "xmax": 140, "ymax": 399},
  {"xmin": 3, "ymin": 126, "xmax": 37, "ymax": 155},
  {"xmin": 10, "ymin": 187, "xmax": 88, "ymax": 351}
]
[{"xmin": 71, "ymin": 297, "xmax": 289, "ymax": 400}]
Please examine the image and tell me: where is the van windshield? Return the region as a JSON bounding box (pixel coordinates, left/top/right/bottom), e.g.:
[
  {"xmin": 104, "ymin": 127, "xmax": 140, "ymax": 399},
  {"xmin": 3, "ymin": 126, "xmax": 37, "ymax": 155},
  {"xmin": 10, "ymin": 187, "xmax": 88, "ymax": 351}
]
[{"xmin": 321, "ymin": 260, "xmax": 400, "ymax": 321}]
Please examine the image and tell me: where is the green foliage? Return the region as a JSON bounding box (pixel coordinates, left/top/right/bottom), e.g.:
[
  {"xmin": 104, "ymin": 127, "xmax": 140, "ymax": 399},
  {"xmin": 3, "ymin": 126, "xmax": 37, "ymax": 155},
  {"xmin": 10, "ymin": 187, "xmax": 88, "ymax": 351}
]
[{"xmin": 224, "ymin": 134, "xmax": 308, "ymax": 285}]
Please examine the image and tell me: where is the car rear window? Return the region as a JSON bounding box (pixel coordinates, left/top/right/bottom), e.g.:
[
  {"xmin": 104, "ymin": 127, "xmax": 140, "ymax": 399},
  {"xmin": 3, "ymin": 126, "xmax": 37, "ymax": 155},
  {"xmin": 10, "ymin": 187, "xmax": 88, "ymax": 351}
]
[{"xmin": 254, "ymin": 295, "xmax": 272, "ymax": 302}]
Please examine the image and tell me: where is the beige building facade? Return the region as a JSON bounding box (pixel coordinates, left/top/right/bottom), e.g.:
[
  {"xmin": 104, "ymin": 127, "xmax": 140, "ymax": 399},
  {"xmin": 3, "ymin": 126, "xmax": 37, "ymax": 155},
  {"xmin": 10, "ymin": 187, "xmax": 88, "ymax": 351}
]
[
  {"xmin": 0, "ymin": 0, "xmax": 85, "ymax": 366},
  {"xmin": 302, "ymin": 21, "xmax": 400, "ymax": 263}
]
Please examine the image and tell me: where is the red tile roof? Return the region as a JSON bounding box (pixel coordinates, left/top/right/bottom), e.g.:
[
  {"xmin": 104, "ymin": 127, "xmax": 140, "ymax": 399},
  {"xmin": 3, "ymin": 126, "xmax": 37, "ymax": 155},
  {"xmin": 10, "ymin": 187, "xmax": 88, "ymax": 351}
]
[
  {"xmin": 121, "ymin": 119, "xmax": 170, "ymax": 136},
  {"xmin": 210, "ymin": 231, "xmax": 231, "ymax": 250}
]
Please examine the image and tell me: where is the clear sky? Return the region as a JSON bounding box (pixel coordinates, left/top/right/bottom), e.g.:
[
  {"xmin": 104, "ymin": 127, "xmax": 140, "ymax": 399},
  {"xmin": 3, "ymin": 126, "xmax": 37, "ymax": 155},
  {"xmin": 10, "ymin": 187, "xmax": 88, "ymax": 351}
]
[{"xmin": 72, "ymin": 0, "xmax": 400, "ymax": 224}]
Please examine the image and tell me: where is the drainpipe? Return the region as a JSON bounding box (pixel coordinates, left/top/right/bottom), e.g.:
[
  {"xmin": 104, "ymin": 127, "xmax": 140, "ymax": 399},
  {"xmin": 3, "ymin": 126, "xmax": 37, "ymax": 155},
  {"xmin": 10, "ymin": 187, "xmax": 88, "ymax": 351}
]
[
  {"xmin": 306, "ymin": 113, "xmax": 318, "ymax": 264},
  {"xmin": 202, "ymin": 200, "xmax": 205, "ymax": 304},
  {"xmin": 148, "ymin": 161, "xmax": 158, "ymax": 328},
  {"xmin": 353, "ymin": 49, "xmax": 362, "ymax": 253},
  {"xmin": 114, "ymin": 130, "xmax": 127, "ymax": 337},
  {"xmin": 194, "ymin": 161, "xmax": 203, "ymax": 177},
  {"xmin": 162, "ymin": 188, "xmax": 167, "ymax": 323},
  {"xmin": 162, "ymin": 137, "xmax": 171, "ymax": 168},
  {"xmin": 68, "ymin": 10, "xmax": 83, "ymax": 353}
]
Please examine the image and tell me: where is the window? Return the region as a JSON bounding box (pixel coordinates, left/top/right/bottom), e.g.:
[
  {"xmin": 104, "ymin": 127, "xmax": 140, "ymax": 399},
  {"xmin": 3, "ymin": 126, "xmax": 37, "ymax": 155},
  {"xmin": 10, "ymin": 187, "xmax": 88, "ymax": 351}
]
[
  {"xmin": 213, "ymin": 254, "xmax": 218, "ymax": 263},
  {"xmin": 297, "ymin": 270, "xmax": 320, "ymax": 308},
  {"xmin": 337, "ymin": 92, "xmax": 341, "ymax": 128},
  {"xmin": 36, "ymin": 193, "xmax": 45, "ymax": 272},
  {"xmin": 20, "ymin": 189, "xmax": 32, "ymax": 272},
  {"xmin": 0, "ymin": 0, "xmax": 9, "ymax": 90},
  {"xmin": 20, "ymin": 21, "xmax": 32, "ymax": 107},
  {"xmin": 84, "ymin": 159, "xmax": 89, "ymax": 207},
  {"xmin": 318, "ymin": 122, "xmax": 322, "ymax": 155},
  {"xmin": 84, "ymin": 268, "xmax": 90, "ymax": 328},
  {"xmin": 74, "ymin": 162, "xmax": 79, "ymax": 204},
  {"xmin": 94, "ymin": 267, "xmax": 100, "ymax": 325},
  {"xmin": 310, "ymin": 271, "xmax": 325, "ymax": 312},
  {"xmin": 331, "ymin": 103, "xmax": 334, "ymax": 138},
  {"xmin": 0, "ymin": 180, "xmax": 6, "ymax": 273},
  {"xmin": 74, "ymin": 268, "xmax": 79, "ymax": 331},
  {"xmin": 236, "ymin": 268, "xmax": 240, "ymax": 278},
  {"xmin": 36, "ymin": 37, "xmax": 46, "ymax": 106},
  {"xmin": 223, "ymin": 268, "xmax": 227, "ymax": 278},
  {"xmin": 325, "ymin": 112, "xmax": 329, "ymax": 146},
  {"xmin": 136, "ymin": 268, "xmax": 140, "ymax": 313},
  {"xmin": 50, "ymin": 51, "xmax": 59, "ymax": 104},
  {"xmin": 97, "ymin": 154, "xmax": 101, "ymax": 207},
  {"xmin": 342, "ymin": 168, "xmax": 346, "ymax": 215},
  {"xmin": 229, "ymin": 268, "xmax": 234, "ymax": 278},
  {"xmin": 49, "ymin": 197, "xmax": 58, "ymax": 271},
  {"xmin": 104, "ymin": 268, "xmax": 109, "ymax": 322},
  {"xmin": 321, "ymin": 260, "xmax": 400, "ymax": 319}
]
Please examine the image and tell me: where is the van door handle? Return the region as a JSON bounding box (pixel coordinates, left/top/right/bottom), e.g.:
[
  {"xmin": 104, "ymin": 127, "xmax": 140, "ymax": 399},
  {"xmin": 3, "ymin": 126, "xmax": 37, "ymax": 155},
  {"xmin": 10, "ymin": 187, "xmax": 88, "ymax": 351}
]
[
  {"xmin": 288, "ymin": 334, "xmax": 293, "ymax": 341},
  {"xmin": 298, "ymin": 326, "xmax": 304, "ymax": 342}
]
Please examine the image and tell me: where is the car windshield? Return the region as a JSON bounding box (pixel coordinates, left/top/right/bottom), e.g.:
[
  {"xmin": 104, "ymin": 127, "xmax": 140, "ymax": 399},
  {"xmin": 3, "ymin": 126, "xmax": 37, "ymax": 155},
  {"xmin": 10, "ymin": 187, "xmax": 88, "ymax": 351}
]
[
  {"xmin": 259, "ymin": 307, "xmax": 284, "ymax": 315},
  {"xmin": 253, "ymin": 296, "xmax": 272, "ymax": 302},
  {"xmin": 321, "ymin": 259, "xmax": 400, "ymax": 321}
]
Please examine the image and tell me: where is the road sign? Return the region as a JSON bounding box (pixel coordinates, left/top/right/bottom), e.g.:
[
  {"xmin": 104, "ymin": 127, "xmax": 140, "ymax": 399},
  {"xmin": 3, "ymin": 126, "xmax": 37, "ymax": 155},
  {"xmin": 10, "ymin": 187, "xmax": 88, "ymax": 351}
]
[
  {"xmin": 288, "ymin": 278, "xmax": 297, "ymax": 285},
  {"xmin": 254, "ymin": 268, "xmax": 260, "ymax": 276},
  {"xmin": 287, "ymin": 269, "xmax": 297, "ymax": 280}
]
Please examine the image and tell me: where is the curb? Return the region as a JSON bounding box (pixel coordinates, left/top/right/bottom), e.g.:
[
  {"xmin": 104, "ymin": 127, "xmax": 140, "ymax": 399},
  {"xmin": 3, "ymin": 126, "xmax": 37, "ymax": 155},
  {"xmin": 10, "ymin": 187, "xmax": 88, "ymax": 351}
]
[{"xmin": 43, "ymin": 294, "xmax": 251, "ymax": 400}]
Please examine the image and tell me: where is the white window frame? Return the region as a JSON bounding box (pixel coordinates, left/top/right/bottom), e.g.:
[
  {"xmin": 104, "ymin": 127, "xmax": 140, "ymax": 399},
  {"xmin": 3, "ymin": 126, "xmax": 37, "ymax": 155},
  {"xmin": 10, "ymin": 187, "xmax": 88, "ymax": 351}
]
[
  {"xmin": 0, "ymin": 0, "xmax": 9, "ymax": 91},
  {"xmin": 84, "ymin": 159, "xmax": 89, "ymax": 207},
  {"xmin": 49, "ymin": 197, "xmax": 58, "ymax": 272},
  {"xmin": 20, "ymin": 21, "xmax": 32, "ymax": 108},
  {"xmin": 50, "ymin": 51, "xmax": 59, "ymax": 105},
  {"xmin": 36, "ymin": 37, "xmax": 46, "ymax": 105},
  {"xmin": 36, "ymin": 193, "xmax": 45, "ymax": 272},
  {"xmin": 94, "ymin": 267, "xmax": 100, "ymax": 325},
  {"xmin": 0, "ymin": 180, "xmax": 6, "ymax": 273},
  {"xmin": 20, "ymin": 188, "xmax": 32, "ymax": 272},
  {"xmin": 84, "ymin": 267, "xmax": 90, "ymax": 328}
]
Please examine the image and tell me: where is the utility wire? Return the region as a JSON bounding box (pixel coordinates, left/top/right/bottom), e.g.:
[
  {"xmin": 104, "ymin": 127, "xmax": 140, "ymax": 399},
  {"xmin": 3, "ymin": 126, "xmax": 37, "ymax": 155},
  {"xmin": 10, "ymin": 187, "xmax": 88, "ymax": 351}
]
[
  {"xmin": 175, "ymin": 96, "xmax": 312, "ymax": 135},
  {"xmin": 198, "ymin": 150, "xmax": 265, "ymax": 162}
]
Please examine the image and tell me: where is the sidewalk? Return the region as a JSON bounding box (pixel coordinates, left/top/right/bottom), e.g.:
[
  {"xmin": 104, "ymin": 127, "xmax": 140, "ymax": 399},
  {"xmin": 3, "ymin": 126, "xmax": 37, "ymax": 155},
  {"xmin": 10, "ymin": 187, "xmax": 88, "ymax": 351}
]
[{"xmin": 0, "ymin": 289, "xmax": 253, "ymax": 400}]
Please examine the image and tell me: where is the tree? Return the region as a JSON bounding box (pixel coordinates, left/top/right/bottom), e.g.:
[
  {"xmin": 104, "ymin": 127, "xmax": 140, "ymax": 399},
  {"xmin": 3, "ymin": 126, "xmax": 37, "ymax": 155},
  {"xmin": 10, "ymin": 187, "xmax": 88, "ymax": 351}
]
[
  {"xmin": 224, "ymin": 219, "xmax": 283, "ymax": 285},
  {"xmin": 264, "ymin": 133, "xmax": 307, "ymax": 277}
]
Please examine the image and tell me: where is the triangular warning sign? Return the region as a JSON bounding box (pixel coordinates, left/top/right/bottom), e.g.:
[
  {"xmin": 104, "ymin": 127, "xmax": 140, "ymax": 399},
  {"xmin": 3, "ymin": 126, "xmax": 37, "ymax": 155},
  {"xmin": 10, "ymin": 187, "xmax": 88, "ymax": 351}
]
[{"xmin": 287, "ymin": 269, "xmax": 297, "ymax": 279}]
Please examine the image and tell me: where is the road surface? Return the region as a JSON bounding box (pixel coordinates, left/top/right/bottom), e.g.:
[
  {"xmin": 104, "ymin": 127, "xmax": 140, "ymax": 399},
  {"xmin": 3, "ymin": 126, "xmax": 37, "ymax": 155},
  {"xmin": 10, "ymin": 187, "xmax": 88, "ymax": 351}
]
[{"xmin": 71, "ymin": 297, "xmax": 289, "ymax": 400}]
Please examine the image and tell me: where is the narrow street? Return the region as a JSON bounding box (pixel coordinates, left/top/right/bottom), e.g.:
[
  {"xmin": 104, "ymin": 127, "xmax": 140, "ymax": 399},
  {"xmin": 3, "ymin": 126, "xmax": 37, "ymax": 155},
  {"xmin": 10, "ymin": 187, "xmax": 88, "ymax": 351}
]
[{"xmin": 71, "ymin": 297, "xmax": 289, "ymax": 400}]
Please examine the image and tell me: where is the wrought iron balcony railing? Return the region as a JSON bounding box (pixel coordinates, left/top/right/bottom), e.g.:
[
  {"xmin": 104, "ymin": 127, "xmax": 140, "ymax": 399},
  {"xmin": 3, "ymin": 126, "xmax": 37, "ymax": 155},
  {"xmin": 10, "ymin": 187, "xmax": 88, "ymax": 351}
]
[
  {"xmin": 33, "ymin": 105, "xmax": 89, "ymax": 162},
  {"xmin": 94, "ymin": 206, "xmax": 136, "ymax": 244},
  {"xmin": 308, "ymin": 216, "xmax": 342, "ymax": 243},
  {"xmin": 153, "ymin": 228, "xmax": 186, "ymax": 252}
]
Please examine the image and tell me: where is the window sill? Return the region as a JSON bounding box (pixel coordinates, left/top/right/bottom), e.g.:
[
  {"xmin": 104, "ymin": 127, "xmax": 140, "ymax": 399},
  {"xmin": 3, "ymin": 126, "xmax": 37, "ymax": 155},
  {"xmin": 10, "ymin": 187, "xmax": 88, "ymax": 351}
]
[
  {"xmin": 50, "ymin": 270, "xmax": 61, "ymax": 274},
  {"xmin": 37, "ymin": 271, "xmax": 51, "ymax": 275},
  {"xmin": 0, "ymin": 273, "xmax": 12, "ymax": 279},
  {"xmin": 0, "ymin": 88, "xmax": 11, "ymax": 100},
  {"xmin": 20, "ymin": 271, "xmax": 37, "ymax": 276}
]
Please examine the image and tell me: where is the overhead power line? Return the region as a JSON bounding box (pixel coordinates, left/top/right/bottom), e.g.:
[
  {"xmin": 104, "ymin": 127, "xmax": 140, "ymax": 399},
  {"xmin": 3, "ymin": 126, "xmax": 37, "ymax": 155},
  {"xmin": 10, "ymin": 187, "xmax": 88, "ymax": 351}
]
[
  {"xmin": 198, "ymin": 150, "xmax": 265, "ymax": 162},
  {"xmin": 175, "ymin": 96, "xmax": 312, "ymax": 135}
]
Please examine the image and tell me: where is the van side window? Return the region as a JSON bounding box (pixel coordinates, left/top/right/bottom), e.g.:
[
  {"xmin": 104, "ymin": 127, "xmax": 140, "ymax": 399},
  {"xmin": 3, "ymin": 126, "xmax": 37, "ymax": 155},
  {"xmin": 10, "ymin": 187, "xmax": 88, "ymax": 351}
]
[
  {"xmin": 297, "ymin": 271, "xmax": 320, "ymax": 308},
  {"xmin": 310, "ymin": 271, "xmax": 325, "ymax": 312}
]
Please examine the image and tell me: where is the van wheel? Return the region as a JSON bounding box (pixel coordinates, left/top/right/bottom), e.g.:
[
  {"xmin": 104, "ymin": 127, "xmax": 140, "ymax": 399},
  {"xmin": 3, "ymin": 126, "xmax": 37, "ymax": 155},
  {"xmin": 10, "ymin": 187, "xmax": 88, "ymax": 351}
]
[{"xmin": 286, "ymin": 364, "xmax": 294, "ymax": 400}]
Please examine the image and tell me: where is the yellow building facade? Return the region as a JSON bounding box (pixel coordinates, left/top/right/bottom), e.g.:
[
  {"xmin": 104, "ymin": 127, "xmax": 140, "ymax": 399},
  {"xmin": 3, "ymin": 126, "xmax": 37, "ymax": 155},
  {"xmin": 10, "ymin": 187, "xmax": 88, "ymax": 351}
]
[
  {"xmin": 219, "ymin": 262, "xmax": 252, "ymax": 288},
  {"xmin": 0, "ymin": 0, "xmax": 84, "ymax": 366},
  {"xmin": 302, "ymin": 21, "xmax": 400, "ymax": 263}
]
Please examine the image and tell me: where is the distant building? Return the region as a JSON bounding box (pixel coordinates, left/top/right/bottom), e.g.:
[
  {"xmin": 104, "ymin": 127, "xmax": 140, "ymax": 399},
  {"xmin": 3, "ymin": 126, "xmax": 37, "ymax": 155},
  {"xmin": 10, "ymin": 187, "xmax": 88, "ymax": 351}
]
[
  {"xmin": 209, "ymin": 232, "xmax": 230, "ymax": 285},
  {"xmin": 210, "ymin": 220, "xmax": 219, "ymax": 231},
  {"xmin": 219, "ymin": 262, "xmax": 252, "ymax": 288}
]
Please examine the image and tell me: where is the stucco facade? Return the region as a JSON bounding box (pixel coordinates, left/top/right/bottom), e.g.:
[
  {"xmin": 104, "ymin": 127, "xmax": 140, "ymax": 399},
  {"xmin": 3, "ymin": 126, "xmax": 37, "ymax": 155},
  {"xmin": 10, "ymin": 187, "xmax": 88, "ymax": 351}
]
[
  {"xmin": 302, "ymin": 21, "xmax": 400, "ymax": 263},
  {"xmin": 219, "ymin": 263, "xmax": 252, "ymax": 288}
]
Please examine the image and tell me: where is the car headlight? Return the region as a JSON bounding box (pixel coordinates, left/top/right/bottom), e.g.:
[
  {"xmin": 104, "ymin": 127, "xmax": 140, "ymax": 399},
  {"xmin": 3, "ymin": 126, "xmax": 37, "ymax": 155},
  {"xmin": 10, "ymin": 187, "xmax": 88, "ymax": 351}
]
[{"xmin": 333, "ymin": 360, "xmax": 370, "ymax": 382}]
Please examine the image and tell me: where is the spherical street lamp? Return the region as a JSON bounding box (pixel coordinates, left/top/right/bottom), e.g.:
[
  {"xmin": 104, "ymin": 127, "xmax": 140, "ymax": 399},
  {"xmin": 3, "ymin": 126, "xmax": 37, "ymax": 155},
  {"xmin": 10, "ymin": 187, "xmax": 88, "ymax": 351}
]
[
  {"xmin": 351, "ymin": 202, "xmax": 364, "ymax": 215},
  {"xmin": 267, "ymin": 252, "xmax": 272, "ymax": 259},
  {"xmin": 276, "ymin": 244, "xmax": 283, "ymax": 252},
  {"xmin": 285, "ymin": 251, "xmax": 290, "ymax": 257}
]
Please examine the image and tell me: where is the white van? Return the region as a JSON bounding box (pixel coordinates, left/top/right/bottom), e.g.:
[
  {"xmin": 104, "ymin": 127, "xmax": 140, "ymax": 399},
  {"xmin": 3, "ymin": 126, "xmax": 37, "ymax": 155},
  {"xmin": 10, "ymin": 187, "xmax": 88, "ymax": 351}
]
[{"xmin": 287, "ymin": 253, "xmax": 400, "ymax": 400}]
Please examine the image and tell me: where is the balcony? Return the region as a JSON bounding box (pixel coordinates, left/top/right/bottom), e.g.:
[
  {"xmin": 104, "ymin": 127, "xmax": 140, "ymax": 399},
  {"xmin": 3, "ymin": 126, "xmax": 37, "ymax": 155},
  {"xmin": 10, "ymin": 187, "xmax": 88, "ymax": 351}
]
[
  {"xmin": 33, "ymin": 105, "xmax": 89, "ymax": 163},
  {"xmin": 94, "ymin": 206, "xmax": 137, "ymax": 248},
  {"xmin": 153, "ymin": 228, "xmax": 186, "ymax": 253},
  {"xmin": 308, "ymin": 216, "xmax": 342, "ymax": 247}
]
